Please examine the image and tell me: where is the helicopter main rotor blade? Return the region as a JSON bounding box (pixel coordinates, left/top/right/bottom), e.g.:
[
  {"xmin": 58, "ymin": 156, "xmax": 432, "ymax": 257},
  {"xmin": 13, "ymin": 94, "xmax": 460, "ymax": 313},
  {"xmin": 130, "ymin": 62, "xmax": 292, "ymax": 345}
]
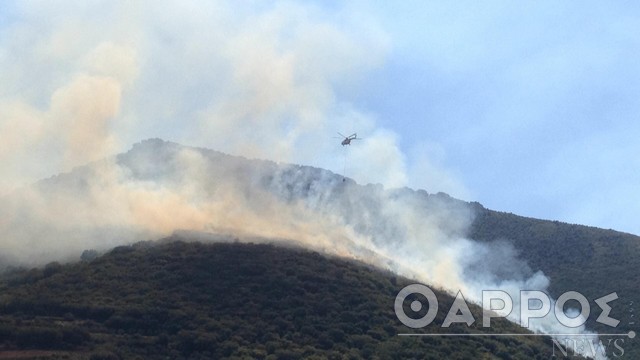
[{"xmin": 337, "ymin": 132, "xmax": 347, "ymax": 138}]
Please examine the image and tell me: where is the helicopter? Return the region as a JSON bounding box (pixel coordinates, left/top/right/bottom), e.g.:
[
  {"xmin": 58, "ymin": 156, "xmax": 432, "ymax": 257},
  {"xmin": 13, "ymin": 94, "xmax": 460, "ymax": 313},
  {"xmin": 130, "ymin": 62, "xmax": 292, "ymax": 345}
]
[
  {"xmin": 335, "ymin": 132, "xmax": 361, "ymax": 182},
  {"xmin": 336, "ymin": 132, "xmax": 361, "ymax": 146}
]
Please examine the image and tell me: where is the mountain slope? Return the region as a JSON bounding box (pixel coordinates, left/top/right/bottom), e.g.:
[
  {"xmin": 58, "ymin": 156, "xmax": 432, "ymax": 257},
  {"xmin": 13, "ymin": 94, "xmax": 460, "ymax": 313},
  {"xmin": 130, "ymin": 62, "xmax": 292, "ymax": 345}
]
[
  {"xmin": 0, "ymin": 138, "xmax": 637, "ymax": 357},
  {"xmin": 0, "ymin": 239, "xmax": 558, "ymax": 359},
  {"xmin": 470, "ymin": 207, "xmax": 639, "ymax": 357}
]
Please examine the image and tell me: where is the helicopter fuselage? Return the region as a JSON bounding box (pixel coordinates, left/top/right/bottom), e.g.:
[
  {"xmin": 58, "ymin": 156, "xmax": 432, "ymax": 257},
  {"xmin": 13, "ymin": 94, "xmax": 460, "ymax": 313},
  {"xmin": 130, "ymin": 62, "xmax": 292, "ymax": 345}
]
[{"xmin": 340, "ymin": 133, "xmax": 358, "ymax": 146}]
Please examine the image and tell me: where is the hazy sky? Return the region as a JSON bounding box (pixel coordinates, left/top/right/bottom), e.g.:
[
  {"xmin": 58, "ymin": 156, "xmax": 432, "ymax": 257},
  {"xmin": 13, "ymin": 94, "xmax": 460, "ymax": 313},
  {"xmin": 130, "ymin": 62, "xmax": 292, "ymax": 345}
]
[
  {"xmin": 358, "ymin": 1, "xmax": 640, "ymax": 235},
  {"xmin": 0, "ymin": 1, "xmax": 638, "ymax": 235}
]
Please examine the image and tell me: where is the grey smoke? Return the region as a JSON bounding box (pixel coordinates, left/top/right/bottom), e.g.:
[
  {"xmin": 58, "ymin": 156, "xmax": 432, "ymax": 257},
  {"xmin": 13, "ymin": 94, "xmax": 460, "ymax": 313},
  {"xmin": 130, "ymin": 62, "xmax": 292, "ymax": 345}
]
[
  {"xmin": 0, "ymin": 139, "xmax": 606, "ymax": 358},
  {"xmin": 463, "ymin": 240, "xmax": 534, "ymax": 283},
  {"xmin": 0, "ymin": 1, "xmax": 606, "ymax": 357}
]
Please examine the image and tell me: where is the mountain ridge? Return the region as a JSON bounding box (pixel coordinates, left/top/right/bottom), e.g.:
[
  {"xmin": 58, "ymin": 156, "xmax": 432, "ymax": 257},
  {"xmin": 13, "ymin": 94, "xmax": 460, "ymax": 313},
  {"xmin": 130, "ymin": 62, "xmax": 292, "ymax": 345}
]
[{"xmin": 0, "ymin": 138, "xmax": 637, "ymax": 357}]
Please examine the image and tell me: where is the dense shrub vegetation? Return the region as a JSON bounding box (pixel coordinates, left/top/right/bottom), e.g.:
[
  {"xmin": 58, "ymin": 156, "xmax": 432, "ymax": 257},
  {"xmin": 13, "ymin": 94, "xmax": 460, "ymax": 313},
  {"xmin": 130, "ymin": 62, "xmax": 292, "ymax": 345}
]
[
  {"xmin": 470, "ymin": 204, "xmax": 640, "ymax": 359},
  {"xmin": 0, "ymin": 239, "xmax": 559, "ymax": 359}
]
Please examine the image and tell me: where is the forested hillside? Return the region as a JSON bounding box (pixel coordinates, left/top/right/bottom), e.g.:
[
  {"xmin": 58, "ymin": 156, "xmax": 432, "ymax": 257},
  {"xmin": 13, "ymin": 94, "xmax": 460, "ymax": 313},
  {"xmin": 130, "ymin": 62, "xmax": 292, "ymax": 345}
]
[
  {"xmin": 470, "ymin": 204, "xmax": 639, "ymax": 358},
  {"xmin": 0, "ymin": 239, "xmax": 558, "ymax": 360}
]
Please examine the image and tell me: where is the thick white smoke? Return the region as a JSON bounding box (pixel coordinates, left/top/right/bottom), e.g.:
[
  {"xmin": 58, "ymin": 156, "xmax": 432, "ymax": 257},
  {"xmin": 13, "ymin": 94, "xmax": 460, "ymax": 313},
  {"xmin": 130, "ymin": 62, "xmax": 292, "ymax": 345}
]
[
  {"xmin": 0, "ymin": 1, "xmax": 605, "ymax": 357},
  {"xmin": 0, "ymin": 140, "xmax": 607, "ymax": 358},
  {"xmin": 0, "ymin": 0, "xmax": 402, "ymax": 193}
]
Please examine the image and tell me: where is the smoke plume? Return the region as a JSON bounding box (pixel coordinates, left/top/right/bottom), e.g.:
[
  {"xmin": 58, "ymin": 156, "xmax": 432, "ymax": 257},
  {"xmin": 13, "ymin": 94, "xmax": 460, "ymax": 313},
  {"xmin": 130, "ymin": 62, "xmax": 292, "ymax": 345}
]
[{"xmin": 0, "ymin": 1, "xmax": 605, "ymax": 357}]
